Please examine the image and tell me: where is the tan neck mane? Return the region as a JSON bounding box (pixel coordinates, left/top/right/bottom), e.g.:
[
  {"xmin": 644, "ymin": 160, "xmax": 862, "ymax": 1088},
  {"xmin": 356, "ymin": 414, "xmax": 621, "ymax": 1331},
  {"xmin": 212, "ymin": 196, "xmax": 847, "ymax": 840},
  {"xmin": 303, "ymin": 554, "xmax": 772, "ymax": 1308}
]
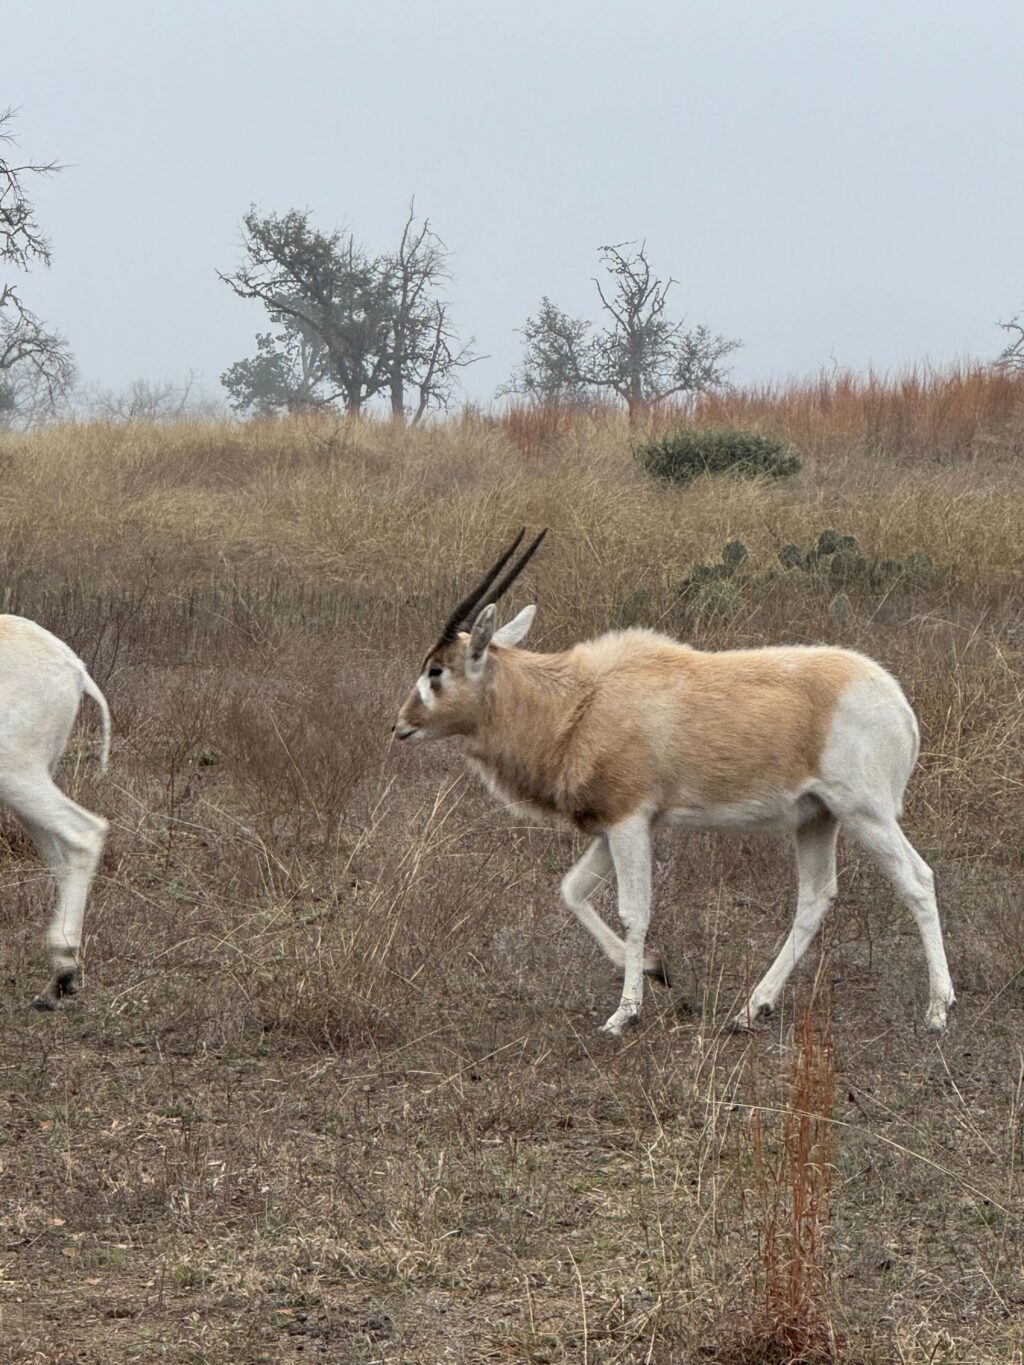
[{"xmin": 466, "ymin": 648, "xmax": 590, "ymax": 815}]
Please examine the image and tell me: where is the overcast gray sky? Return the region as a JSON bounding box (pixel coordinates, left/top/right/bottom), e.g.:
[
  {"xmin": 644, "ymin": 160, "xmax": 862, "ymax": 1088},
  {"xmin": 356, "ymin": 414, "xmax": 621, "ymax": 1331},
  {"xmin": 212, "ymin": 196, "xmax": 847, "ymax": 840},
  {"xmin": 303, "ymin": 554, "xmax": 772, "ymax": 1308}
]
[{"xmin": 7, "ymin": 0, "xmax": 1023, "ymax": 406}]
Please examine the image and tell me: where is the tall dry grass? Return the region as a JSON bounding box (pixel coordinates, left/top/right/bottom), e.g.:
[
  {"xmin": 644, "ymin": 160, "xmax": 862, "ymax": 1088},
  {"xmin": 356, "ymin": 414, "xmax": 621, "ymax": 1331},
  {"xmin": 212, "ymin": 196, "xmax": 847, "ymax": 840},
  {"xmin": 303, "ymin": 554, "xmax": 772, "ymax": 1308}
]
[
  {"xmin": 1, "ymin": 373, "xmax": 1022, "ymax": 1049},
  {"xmin": 0, "ymin": 369, "xmax": 1022, "ymax": 1361},
  {"xmin": 743, "ymin": 997, "xmax": 841, "ymax": 1364},
  {"xmin": 497, "ymin": 364, "xmax": 1024, "ymax": 474}
]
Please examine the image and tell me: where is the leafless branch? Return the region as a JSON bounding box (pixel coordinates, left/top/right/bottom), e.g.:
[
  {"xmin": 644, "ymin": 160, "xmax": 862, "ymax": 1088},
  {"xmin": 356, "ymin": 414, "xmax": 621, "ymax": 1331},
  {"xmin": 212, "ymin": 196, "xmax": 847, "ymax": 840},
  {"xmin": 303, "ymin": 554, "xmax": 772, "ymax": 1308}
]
[
  {"xmin": 996, "ymin": 313, "xmax": 1024, "ymax": 372},
  {"xmin": 0, "ymin": 293, "xmax": 74, "ymax": 405},
  {"xmin": 0, "ymin": 107, "xmax": 62, "ymax": 270}
]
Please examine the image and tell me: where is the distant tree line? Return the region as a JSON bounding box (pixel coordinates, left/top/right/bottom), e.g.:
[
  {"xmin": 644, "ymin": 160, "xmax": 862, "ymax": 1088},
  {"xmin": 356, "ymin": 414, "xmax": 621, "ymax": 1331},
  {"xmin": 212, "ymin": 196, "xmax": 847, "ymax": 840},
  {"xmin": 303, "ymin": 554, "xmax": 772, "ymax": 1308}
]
[
  {"xmin": 219, "ymin": 218, "xmax": 741, "ymax": 425},
  {"xmin": 4, "ymin": 106, "xmax": 1023, "ymax": 430}
]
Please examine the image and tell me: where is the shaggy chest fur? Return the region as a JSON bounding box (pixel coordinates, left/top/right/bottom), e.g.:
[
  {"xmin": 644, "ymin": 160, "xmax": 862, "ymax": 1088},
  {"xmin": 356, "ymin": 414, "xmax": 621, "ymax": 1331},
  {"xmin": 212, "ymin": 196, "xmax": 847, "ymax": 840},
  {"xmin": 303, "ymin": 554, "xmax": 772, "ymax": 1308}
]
[
  {"xmin": 464, "ymin": 748, "xmax": 616, "ymax": 833},
  {"xmin": 463, "ymin": 753, "xmax": 563, "ymax": 823}
]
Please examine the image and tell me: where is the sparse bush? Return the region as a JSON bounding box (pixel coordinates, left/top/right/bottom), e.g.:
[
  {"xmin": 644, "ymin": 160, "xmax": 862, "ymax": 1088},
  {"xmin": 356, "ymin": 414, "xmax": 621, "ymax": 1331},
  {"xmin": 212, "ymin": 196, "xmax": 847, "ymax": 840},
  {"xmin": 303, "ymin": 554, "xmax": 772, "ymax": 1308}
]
[
  {"xmin": 675, "ymin": 538, "xmax": 751, "ymax": 624},
  {"xmin": 777, "ymin": 528, "xmax": 946, "ymax": 590},
  {"xmin": 683, "ymin": 538, "xmax": 749, "ymax": 586},
  {"xmin": 779, "ymin": 542, "xmax": 805, "ymax": 569},
  {"xmin": 723, "ymin": 538, "xmax": 749, "ymax": 572},
  {"xmin": 637, "ymin": 426, "xmax": 801, "ymax": 486}
]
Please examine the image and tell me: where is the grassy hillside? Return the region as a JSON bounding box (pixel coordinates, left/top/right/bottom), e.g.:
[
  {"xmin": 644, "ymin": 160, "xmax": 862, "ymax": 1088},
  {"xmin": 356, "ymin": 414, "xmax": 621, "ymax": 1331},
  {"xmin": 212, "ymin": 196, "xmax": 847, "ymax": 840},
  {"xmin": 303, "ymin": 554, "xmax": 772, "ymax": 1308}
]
[{"xmin": 1, "ymin": 371, "xmax": 1022, "ymax": 1361}]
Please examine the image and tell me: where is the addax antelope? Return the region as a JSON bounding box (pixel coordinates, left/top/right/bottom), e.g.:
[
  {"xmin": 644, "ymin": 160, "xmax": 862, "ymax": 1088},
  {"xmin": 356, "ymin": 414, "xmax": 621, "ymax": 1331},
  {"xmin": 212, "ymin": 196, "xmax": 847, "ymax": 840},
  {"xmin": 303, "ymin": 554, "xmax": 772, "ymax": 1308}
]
[
  {"xmin": 394, "ymin": 530, "xmax": 955, "ymax": 1036},
  {"xmin": 0, "ymin": 615, "xmax": 111, "ymax": 1009}
]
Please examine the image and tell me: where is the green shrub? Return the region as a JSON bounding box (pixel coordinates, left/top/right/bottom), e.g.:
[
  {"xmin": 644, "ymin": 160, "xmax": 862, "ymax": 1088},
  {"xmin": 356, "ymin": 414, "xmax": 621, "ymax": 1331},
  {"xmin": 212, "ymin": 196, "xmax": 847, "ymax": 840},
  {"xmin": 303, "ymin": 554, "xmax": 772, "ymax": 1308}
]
[{"xmin": 636, "ymin": 427, "xmax": 802, "ymax": 487}]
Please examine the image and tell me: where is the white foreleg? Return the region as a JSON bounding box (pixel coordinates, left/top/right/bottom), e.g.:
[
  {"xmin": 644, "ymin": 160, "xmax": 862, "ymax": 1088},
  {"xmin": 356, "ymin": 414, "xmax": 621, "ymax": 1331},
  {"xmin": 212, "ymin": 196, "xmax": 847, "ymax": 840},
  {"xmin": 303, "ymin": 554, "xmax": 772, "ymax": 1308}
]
[
  {"xmin": 561, "ymin": 838, "xmax": 668, "ymax": 982},
  {"xmin": 601, "ymin": 814, "xmax": 653, "ymax": 1036},
  {"xmin": 561, "ymin": 839, "xmax": 620, "ymax": 961}
]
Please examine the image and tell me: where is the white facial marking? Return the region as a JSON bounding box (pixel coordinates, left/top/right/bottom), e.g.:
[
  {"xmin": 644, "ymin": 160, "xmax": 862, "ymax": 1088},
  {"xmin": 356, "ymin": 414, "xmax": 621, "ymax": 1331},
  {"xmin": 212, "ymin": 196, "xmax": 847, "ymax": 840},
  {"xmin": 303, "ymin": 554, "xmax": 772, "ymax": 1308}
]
[{"xmin": 417, "ymin": 674, "xmax": 437, "ymax": 708}]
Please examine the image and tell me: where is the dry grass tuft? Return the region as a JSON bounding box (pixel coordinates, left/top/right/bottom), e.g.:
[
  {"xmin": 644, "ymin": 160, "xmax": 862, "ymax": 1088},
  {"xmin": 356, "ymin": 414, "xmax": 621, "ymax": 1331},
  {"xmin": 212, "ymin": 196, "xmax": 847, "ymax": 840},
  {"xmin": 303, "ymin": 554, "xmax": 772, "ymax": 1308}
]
[{"xmin": 740, "ymin": 998, "xmax": 842, "ymax": 1364}]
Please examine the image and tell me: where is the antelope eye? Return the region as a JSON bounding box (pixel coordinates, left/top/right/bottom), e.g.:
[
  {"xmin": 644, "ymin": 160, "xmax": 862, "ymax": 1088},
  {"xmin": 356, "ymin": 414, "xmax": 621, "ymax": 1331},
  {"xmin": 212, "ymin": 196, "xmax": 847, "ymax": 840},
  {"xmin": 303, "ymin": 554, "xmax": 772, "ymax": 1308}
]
[{"xmin": 427, "ymin": 665, "xmax": 443, "ymax": 678}]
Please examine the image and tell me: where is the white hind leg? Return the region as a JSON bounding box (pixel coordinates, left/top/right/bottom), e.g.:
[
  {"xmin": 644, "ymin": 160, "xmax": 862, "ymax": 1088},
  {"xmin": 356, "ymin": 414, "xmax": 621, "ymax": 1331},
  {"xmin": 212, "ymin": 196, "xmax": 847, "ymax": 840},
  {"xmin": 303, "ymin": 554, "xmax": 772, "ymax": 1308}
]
[
  {"xmin": 0, "ymin": 771, "xmax": 108, "ymax": 1008},
  {"xmin": 842, "ymin": 808, "xmax": 954, "ymax": 1032},
  {"xmin": 734, "ymin": 809, "xmax": 839, "ymax": 1030},
  {"xmin": 561, "ymin": 838, "xmax": 668, "ymax": 985}
]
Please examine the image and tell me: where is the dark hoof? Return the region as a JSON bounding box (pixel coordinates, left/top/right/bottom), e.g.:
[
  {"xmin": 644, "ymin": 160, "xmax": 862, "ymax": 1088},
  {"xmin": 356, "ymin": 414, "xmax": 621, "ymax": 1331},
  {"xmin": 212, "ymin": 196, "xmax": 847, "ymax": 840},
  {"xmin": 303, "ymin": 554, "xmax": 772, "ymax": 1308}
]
[
  {"xmin": 730, "ymin": 1003, "xmax": 772, "ymax": 1033},
  {"xmin": 31, "ymin": 967, "xmax": 82, "ymax": 1011},
  {"xmin": 644, "ymin": 959, "xmax": 671, "ymax": 988},
  {"xmin": 53, "ymin": 968, "xmax": 82, "ymax": 998}
]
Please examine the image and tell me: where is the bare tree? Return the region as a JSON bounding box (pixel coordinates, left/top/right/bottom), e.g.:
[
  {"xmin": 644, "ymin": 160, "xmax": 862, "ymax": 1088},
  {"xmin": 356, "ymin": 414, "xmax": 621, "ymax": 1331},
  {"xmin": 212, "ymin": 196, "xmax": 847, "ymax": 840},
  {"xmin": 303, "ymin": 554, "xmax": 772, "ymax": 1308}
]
[
  {"xmin": 384, "ymin": 203, "xmax": 478, "ymax": 423},
  {"xmin": 506, "ymin": 242, "xmax": 739, "ymax": 422},
  {"xmin": 82, "ymin": 371, "xmax": 221, "ymax": 423},
  {"xmin": 220, "ymin": 204, "xmax": 476, "ymax": 422},
  {"xmin": 0, "ymin": 360, "xmax": 72, "ymax": 430},
  {"xmin": 0, "ymin": 108, "xmax": 74, "ymax": 421},
  {"xmin": 996, "ymin": 311, "xmax": 1024, "ymax": 372}
]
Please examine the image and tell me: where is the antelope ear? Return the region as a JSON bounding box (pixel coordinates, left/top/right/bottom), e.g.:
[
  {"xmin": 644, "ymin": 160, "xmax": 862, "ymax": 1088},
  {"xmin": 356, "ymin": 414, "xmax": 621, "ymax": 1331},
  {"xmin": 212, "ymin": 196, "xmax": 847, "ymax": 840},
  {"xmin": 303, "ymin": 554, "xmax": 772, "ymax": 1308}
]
[
  {"xmin": 468, "ymin": 603, "xmax": 496, "ymax": 661},
  {"xmin": 492, "ymin": 604, "xmax": 536, "ymax": 648}
]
